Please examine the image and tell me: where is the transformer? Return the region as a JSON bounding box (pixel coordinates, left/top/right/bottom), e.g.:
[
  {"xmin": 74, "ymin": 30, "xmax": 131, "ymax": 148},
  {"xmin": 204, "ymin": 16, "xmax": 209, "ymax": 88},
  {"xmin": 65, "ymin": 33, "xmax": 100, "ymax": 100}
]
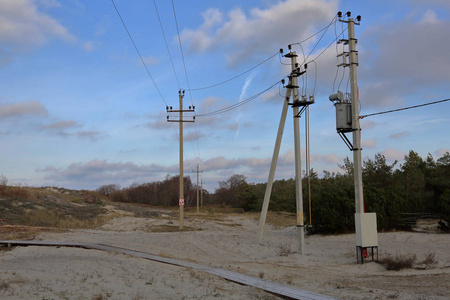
[{"xmin": 335, "ymin": 102, "xmax": 352, "ymax": 132}]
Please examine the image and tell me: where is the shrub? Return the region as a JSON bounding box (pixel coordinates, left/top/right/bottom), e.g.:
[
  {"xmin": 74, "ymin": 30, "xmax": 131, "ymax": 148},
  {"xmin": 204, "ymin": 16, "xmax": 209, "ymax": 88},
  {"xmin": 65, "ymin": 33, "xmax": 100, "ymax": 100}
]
[{"xmin": 378, "ymin": 254, "xmax": 416, "ymax": 271}]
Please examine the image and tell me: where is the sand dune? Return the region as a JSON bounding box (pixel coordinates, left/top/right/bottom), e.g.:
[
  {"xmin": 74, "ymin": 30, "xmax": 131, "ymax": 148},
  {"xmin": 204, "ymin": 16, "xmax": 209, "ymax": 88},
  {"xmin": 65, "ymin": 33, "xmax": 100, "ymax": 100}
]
[{"xmin": 1, "ymin": 213, "xmax": 449, "ymax": 299}]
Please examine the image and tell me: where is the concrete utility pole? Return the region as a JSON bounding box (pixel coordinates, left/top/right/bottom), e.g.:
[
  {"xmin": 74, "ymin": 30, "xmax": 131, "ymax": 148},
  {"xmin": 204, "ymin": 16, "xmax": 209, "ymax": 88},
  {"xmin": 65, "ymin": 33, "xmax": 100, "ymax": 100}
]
[
  {"xmin": 256, "ymin": 49, "xmax": 313, "ymax": 254},
  {"xmin": 192, "ymin": 164, "xmax": 203, "ymax": 213},
  {"xmin": 332, "ymin": 12, "xmax": 378, "ymax": 262},
  {"xmin": 347, "ymin": 17, "xmax": 364, "ymax": 214},
  {"xmin": 167, "ymin": 90, "xmax": 195, "ymax": 230}
]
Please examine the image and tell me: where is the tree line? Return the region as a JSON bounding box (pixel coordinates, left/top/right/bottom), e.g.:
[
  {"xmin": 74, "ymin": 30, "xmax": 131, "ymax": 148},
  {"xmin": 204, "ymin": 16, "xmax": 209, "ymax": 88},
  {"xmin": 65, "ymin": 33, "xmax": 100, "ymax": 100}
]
[
  {"xmin": 97, "ymin": 150, "xmax": 450, "ymax": 233},
  {"xmin": 97, "ymin": 174, "xmax": 210, "ymax": 206}
]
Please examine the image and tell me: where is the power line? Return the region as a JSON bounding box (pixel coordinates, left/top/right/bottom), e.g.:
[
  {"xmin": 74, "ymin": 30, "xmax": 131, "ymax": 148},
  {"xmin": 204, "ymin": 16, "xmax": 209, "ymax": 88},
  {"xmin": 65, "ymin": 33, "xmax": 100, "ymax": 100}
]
[
  {"xmin": 359, "ymin": 98, "xmax": 450, "ymax": 119},
  {"xmin": 303, "ymin": 17, "xmax": 337, "ymax": 63},
  {"xmin": 289, "ymin": 14, "xmax": 338, "ymax": 48},
  {"xmin": 152, "ymin": 0, "xmax": 180, "ymax": 89},
  {"xmin": 305, "ymin": 25, "xmax": 347, "ymax": 66},
  {"xmin": 171, "ymin": 0, "xmax": 193, "ymax": 105},
  {"xmin": 189, "ymin": 51, "xmax": 280, "ymax": 91},
  {"xmin": 196, "ymin": 80, "xmax": 282, "ymax": 117},
  {"xmin": 110, "ymin": 0, "xmax": 167, "ymax": 106},
  {"xmin": 171, "ymin": 0, "xmax": 200, "ymax": 166}
]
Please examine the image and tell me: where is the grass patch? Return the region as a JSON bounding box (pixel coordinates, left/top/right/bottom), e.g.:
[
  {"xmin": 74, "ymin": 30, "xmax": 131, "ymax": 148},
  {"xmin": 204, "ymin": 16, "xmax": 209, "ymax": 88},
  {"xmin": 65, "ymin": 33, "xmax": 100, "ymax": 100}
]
[
  {"xmin": 0, "ymin": 225, "xmax": 61, "ymax": 241},
  {"xmin": 19, "ymin": 210, "xmax": 109, "ymax": 229}
]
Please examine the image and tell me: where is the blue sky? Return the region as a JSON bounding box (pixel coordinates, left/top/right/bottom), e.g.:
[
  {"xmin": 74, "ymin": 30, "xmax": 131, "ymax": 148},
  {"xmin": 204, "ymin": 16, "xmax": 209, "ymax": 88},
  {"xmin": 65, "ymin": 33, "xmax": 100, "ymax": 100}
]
[{"xmin": 0, "ymin": 0, "xmax": 449, "ymax": 192}]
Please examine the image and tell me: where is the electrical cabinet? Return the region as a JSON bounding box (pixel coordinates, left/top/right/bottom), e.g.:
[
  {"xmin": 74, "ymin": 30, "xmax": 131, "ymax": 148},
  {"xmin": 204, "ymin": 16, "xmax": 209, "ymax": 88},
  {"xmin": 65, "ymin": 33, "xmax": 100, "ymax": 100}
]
[{"xmin": 355, "ymin": 213, "xmax": 378, "ymax": 247}]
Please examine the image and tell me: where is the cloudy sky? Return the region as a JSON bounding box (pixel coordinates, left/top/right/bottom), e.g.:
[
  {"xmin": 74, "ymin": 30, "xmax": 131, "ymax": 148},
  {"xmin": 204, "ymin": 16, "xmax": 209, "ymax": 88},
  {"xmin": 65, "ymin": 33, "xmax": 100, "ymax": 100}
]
[{"xmin": 1, "ymin": 0, "xmax": 449, "ymax": 192}]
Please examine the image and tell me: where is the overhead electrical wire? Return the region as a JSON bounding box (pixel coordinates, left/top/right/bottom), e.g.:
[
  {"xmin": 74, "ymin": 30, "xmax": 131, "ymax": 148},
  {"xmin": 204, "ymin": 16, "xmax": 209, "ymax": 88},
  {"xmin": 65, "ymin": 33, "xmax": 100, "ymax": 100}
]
[
  {"xmin": 196, "ymin": 80, "xmax": 282, "ymax": 117},
  {"xmin": 170, "ymin": 0, "xmax": 201, "ymax": 167},
  {"xmin": 189, "ymin": 51, "xmax": 280, "ymax": 91},
  {"xmin": 289, "ymin": 14, "xmax": 338, "ymax": 49},
  {"xmin": 110, "ymin": 0, "xmax": 167, "ymax": 106},
  {"xmin": 171, "ymin": 0, "xmax": 193, "ymax": 104},
  {"xmin": 359, "ymin": 98, "xmax": 450, "ymax": 119},
  {"xmin": 305, "ymin": 25, "xmax": 347, "ymax": 66},
  {"xmin": 152, "ymin": 0, "xmax": 180, "ymax": 89}
]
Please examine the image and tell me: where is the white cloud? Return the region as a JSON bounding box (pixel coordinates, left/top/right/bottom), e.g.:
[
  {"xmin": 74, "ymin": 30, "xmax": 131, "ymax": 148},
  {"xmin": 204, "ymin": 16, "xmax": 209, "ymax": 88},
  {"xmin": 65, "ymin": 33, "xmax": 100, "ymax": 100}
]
[
  {"xmin": 142, "ymin": 56, "xmax": 159, "ymax": 66},
  {"xmin": 0, "ymin": 101, "xmax": 48, "ymax": 118},
  {"xmin": 420, "ymin": 9, "xmax": 439, "ymax": 24},
  {"xmin": 0, "ymin": 0, "xmax": 75, "ymax": 52},
  {"xmin": 435, "ymin": 148, "xmax": 450, "ymax": 156},
  {"xmin": 38, "ymin": 159, "xmax": 177, "ymax": 188},
  {"xmin": 74, "ymin": 130, "xmax": 104, "ymax": 141},
  {"xmin": 360, "ymin": 120, "xmax": 376, "ymax": 130},
  {"xmin": 41, "ymin": 120, "xmax": 81, "ymax": 130},
  {"xmin": 361, "ymin": 139, "xmax": 377, "ymax": 148},
  {"xmin": 181, "ymin": 0, "xmax": 337, "ymax": 65},
  {"xmin": 361, "ymin": 11, "xmax": 450, "ymax": 108},
  {"xmin": 83, "ymin": 41, "xmax": 94, "ymax": 52},
  {"xmin": 389, "ymin": 131, "xmax": 410, "ymax": 139},
  {"xmin": 381, "ymin": 148, "xmax": 406, "ymax": 162}
]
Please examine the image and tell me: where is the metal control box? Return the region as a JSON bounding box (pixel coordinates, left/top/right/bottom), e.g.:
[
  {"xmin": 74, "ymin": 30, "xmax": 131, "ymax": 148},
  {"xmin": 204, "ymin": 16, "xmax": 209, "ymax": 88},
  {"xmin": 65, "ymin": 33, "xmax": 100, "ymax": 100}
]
[
  {"xmin": 355, "ymin": 213, "xmax": 378, "ymax": 247},
  {"xmin": 335, "ymin": 102, "xmax": 352, "ymax": 132}
]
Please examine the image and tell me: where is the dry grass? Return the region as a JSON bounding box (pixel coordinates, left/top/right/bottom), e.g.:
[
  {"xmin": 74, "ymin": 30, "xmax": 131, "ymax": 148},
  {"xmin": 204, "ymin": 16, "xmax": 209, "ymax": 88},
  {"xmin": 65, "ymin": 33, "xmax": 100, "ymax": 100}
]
[
  {"xmin": 277, "ymin": 243, "xmax": 293, "ymax": 256},
  {"xmin": 378, "ymin": 254, "xmax": 417, "ymax": 271},
  {"xmin": 19, "ymin": 210, "xmax": 110, "ymax": 229},
  {"xmin": 378, "ymin": 252, "xmax": 437, "ymax": 271},
  {"xmin": 0, "ymin": 225, "xmax": 62, "ymax": 241}
]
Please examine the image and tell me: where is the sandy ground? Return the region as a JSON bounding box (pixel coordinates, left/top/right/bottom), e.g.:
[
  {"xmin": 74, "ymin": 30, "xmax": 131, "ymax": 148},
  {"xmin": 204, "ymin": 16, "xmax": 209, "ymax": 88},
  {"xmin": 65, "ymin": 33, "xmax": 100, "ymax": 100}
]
[{"xmin": 0, "ymin": 212, "xmax": 449, "ymax": 300}]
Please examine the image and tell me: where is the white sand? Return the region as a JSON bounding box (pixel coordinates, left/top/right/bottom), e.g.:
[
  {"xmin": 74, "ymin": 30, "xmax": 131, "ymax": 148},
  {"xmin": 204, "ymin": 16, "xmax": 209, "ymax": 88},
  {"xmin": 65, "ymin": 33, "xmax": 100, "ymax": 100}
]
[{"xmin": 1, "ymin": 214, "xmax": 449, "ymax": 299}]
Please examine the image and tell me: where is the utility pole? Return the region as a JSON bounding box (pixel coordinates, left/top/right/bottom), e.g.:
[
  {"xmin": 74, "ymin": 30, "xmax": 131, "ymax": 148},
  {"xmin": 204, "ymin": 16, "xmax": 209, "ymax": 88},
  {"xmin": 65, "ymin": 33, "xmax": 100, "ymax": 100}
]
[
  {"xmin": 256, "ymin": 48, "xmax": 314, "ymax": 254},
  {"xmin": 347, "ymin": 17, "xmax": 364, "ymax": 215},
  {"xmin": 167, "ymin": 90, "xmax": 195, "ymax": 230},
  {"xmin": 192, "ymin": 164, "xmax": 203, "ymax": 213},
  {"xmin": 200, "ymin": 179, "xmax": 203, "ymax": 207},
  {"xmin": 331, "ymin": 12, "xmax": 378, "ymax": 263}
]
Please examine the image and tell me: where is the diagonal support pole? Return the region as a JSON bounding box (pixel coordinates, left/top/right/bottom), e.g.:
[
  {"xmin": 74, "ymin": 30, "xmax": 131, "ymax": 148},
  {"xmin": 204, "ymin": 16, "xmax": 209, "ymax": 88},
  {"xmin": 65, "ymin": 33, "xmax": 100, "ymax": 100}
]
[{"xmin": 256, "ymin": 87, "xmax": 291, "ymax": 244}]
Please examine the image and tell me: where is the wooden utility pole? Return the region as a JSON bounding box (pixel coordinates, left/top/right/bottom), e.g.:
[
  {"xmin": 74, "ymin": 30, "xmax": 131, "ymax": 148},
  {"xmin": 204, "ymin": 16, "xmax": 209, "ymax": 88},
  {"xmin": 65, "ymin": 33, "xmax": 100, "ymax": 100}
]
[{"xmin": 167, "ymin": 90, "xmax": 195, "ymax": 230}]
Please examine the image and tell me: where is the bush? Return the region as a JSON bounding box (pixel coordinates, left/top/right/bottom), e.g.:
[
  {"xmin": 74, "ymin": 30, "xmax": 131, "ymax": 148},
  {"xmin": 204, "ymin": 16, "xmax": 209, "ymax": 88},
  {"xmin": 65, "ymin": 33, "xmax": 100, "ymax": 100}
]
[{"xmin": 378, "ymin": 254, "xmax": 417, "ymax": 271}]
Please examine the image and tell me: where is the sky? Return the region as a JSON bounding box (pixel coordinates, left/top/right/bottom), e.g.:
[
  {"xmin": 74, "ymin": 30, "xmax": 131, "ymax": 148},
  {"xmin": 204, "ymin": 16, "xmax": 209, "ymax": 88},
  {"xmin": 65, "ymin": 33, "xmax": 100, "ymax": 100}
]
[{"xmin": 0, "ymin": 0, "xmax": 449, "ymax": 192}]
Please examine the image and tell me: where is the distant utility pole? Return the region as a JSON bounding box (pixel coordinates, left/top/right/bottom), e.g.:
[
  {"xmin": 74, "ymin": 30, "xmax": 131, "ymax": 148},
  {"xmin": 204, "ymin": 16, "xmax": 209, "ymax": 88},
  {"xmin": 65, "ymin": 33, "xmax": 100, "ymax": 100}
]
[
  {"xmin": 330, "ymin": 12, "xmax": 378, "ymax": 263},
  {"xmin": 167, "ymin": 90, "xmax": 195, "ymax": 230},
  {"xmin": 256, "ymin": 47, "xmax": 314, "ymax": 254},
  {"xmin": 192, "ymin": 164, "xmax": 203, "ymax": 213},
  {"xmin": 200, "ymin": 179, "xmax": 203, "ymax": 207}
]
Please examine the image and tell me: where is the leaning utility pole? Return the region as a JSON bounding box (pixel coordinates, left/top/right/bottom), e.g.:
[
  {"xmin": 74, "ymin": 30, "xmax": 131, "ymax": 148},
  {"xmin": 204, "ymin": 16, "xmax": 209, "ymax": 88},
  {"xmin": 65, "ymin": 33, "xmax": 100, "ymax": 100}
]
[
  {"xmin": 192, "ymin": 164, "xmax": 203, "ymax": 213},
  {"xmin": 167, "ymin": 90, "xmax": 195, "ymax": 230},
  {"xmin": 256, "ymin": 48, "xmax": 314, "ymax": 254}
]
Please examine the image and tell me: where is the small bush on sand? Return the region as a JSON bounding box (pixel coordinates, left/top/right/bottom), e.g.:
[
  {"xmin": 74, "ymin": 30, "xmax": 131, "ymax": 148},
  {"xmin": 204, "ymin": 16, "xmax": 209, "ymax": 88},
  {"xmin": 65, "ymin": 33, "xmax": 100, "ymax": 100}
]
[
  {"xmin": 277, "ymin": 243, "xmax": 292, "ymax": 256},
  {"xmin": 378, "ymin": 252, "xmax": 437, "ymax": 271},
  {"xmin": 378, "ymin": 254, "xmax": 416, "ymax": 271}
]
